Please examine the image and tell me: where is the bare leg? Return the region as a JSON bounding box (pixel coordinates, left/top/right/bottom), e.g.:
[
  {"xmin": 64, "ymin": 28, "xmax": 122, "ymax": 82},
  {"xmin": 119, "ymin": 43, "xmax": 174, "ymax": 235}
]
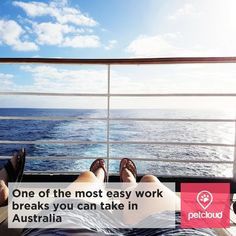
[
  {"xmin": 0, "ymin": 154, "xmax": 18, "ymax": 185},
  {"xmin": 141, "ymin": 174, "xmax": 180, "ymax": 209},
  {"xmin": 0, "ymin": 154, "xmax": 19, "ymax": 206},
  {"xmin": 123, "ymin": 174, "xmax": 180, "ymax": 224},
  {"xmin": 67, "ymin": 160, "xmax": 107, "ymax": 205},
  {"xmin": 74, "ymin": 171, "xmax": 102, "ymax": 183},
  {"xmin": 141, "ymin": 174, "xmax": 180, "ymax": 210},
  {"xmin": 74, "ymin": 159, "xmax": 106, "ymax": 183},
  {"xmin": 140, "ymin": 174, "xmax": 160, "ymax": 183},
  {"xmin": 0, "ymin": 180, "xmax": 8, "ymax": 206},
  {"xmin": 0, "ymin": 169, "xmax": 8, "ymax": 186}
]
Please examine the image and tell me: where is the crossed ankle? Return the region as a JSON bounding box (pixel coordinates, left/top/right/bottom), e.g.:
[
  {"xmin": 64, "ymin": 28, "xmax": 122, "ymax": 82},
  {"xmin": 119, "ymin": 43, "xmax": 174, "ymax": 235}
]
[{"xmin": 0, "ymin": 181, "xmax": 9, "ymax": 206}]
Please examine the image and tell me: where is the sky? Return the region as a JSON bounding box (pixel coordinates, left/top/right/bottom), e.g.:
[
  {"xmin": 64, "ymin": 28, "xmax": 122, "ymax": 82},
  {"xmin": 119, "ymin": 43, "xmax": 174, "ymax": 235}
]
[{"xmin": 0, "ymin": 0, "xmax": 236, "ymax": 110}]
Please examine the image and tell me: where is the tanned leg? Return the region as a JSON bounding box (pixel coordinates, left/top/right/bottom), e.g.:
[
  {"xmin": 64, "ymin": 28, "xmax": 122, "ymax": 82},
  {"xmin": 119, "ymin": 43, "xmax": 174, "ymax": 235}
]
[{"xmin": 0, "ymin": 154, "xmax": 19, "ymax": 206}]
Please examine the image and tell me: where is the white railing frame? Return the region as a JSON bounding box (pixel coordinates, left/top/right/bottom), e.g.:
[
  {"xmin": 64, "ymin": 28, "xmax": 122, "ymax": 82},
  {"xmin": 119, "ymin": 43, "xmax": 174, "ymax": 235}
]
[
  {"xmin": 0, "ymin": 57, "xmax": 236, "ymax": 179},
  {"xmin": 234, "ymin": 121, "xmax": 236, "ymax": 180},
  {"xmin": 106, "ymin": 64, "xmax": 111, "ymax": 176}
]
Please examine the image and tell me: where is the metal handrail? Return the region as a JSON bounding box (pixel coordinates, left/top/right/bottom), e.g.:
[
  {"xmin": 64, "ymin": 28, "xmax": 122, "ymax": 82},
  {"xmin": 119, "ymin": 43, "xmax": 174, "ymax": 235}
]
[
  {"xmin": 1, "ymin": 92, "xmax": 236, "ymax": 97},
  {"xmin": 0, "ymin": 116, "xmax": 235, "ymax": 122},
  {"xmin": 0, "ymin": 155, "xmax": 233, "ymax": 164},
  {"xmin": 0, "ymin": 140, "xmax": 234, "ymax": 147},
  {"xmin": 1, "ymin": 57, "xmax": 236, "ymax": 64},
  {"xmin": 0, "ymin": 92, "xmax": 107, "ymax": 96}
]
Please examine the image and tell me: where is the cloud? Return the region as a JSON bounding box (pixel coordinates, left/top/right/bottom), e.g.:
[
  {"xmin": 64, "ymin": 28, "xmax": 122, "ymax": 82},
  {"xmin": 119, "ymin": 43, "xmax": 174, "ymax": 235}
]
[
  {"xmin": 34, "ymin": 22, "xmax": 76, "ymax": 45},
  {"xmin": 126, "ymin": 35, "xmax": 174, "ymax": 57},
  {"xmin": 6, "ymin": 1, "xmax": 107, "ymax": 50},
  {"xmin": 0, "ymin": 1, "xmax": 117, "ymax": 51},
  {"xmin": 0, "ymin": 73, "xmax": 14, "ymax": 88},
  {"xmin": 104, "ymin": 40, "xmax": 117, "ymax": 50},
  {"xmin": 62, "ymin": 35, "xmax": 101, "ymax": 48},
  {"xmin": 30, "ymin": 21, "xmax": 101, "ymax": 48},
  {"xmin": 0, "ymin": 73, "xmax": 14, "ymax": 91},
  {"xmin": 126, "ymin": 33, "xmax": 220, "ymax": 57},
  {"xmin": 13, "ymin": 1, "xmax": 97, "ymax": 26},
  {"xmin": 0, "ymin": 19, "xmax": 38, "ymax": 51},
  {"xmin": 168, "ymin": 3, "xmax": 200, "ymax": 20},
  {"xmin": 0, "ymin": 73, "xmax": 14, "ymax": 80},
  {"xmin": 19, "ymin": 65, "xmax": 107, "ymax": 93}
]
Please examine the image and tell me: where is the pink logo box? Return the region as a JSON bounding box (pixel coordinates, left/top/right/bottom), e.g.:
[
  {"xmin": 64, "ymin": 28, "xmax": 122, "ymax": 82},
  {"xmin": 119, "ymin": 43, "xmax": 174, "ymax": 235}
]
[{"xmin": 181, "ymin": 183, "xmax": 230, "ymax": 228}]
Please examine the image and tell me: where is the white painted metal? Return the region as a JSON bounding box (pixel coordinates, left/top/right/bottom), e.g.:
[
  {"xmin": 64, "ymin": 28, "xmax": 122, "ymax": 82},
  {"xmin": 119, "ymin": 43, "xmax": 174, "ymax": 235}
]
[{"xmin": 0, "ymin": 116, "xmax": 235, "ymax": 122}]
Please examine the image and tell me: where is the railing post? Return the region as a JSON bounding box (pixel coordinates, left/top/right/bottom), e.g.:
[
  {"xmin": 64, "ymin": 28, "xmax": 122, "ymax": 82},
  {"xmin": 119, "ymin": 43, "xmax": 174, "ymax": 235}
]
[
  {"xmin": 106, "ymin": 64, "xmax": 111, "ymax": 177},
  {"xmin": 234, "ymin": 121, "xmax": 236, "ymax": 181}
]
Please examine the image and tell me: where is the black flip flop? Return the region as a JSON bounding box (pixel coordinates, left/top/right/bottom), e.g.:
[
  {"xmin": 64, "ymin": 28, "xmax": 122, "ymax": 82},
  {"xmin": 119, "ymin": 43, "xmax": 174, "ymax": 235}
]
[
  {"xmin": 4, "ymin": 148, "xmax": 26, "ymax": 184},
  {"xmin": 90, "ymin": 158, "xmax": 108, "ymax": 182},
  {"xmin": 0, "ymin": 149, "xmax": 26, "ymax": 222},
  {"xmin": 233, "ymin": 201, "xmax": 236, "ymax": 214},
  {"xmin": 119, "ymin": 158, "xmax": 137, "ymax": 182}
]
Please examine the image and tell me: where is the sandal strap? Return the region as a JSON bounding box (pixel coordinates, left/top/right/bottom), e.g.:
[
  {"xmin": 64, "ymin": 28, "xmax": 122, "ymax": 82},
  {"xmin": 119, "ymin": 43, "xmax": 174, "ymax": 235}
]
[
  {"xmin": 4, "ymin": 149, "xmax": 26, "ymax": 183},
  {"xmin": 5, "ymin": 160, "xmax": 17, "ymax": 182},
  {"xmin": 90, "ymin": 159, "xmax": 108, "ymax": 182},
  {"xmin": 16, "ymin": 149, "xmax": 26, "ymax": 182},
  {"xmin": 98, "ymin": 165, "xmax": 108, "ymax": 182}
]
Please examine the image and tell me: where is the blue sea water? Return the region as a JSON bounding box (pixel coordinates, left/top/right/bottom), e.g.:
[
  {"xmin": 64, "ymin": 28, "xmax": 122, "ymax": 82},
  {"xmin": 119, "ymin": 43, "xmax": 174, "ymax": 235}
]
[{"xmin": 0, "ymin": 108, "xmax": 234, "ymax": 177}]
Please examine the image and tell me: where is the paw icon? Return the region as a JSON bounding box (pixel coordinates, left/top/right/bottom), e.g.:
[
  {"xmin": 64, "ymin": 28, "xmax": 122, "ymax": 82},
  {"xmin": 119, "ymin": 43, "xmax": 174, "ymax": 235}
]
[{"xmin": 200, "ymin": 194, "xmax": 210, "ymax": 203}]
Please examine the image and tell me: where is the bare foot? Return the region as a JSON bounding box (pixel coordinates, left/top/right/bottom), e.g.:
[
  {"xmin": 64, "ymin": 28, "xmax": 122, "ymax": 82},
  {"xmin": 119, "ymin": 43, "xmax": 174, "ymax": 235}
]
[
  {"xmin": 90, "ymin": 159, "xmax": 106, "ymax": 183},
  {"xmin": 120, "ymin": 159, "xmax": 136, "ymax": 183},
  {"xmin": 0, "ymin": 152, "xmax": 19, "ymax": 185}
]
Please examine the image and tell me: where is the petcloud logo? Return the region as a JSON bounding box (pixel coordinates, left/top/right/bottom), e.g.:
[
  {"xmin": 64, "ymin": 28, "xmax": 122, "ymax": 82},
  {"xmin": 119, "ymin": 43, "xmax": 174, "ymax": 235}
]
[
  {"xmin": 187, "ymin": 190, "xmax": 223, "ymax": 222},
  {"xmin": 181, "ymin": 183, "xmax": 230, "ymax": 228},
  {"xmin": 197, "ymin": 190, "xmax": 213, "ymax": 210}
]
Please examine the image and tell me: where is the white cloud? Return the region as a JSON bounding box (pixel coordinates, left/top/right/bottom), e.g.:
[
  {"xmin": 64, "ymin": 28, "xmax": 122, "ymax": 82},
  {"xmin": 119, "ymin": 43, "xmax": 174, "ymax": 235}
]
[
  {"xmin": 13, "ymin": 1, "xmax": 97, "ymax": 26},
  {"xmin": 63, "ymin": 35, "xmax": 101, "ymax": 48},
  {"xmin": 0, "ymin": 65, "xmax": 107, "ymax": 108},
  {"xmin": 19, "ymin": 65, "xmax": 107, "ymax": 93},
  {"xmin": 0, "ymin": 73, "xmax": 13, "ymax": 80},
  {"xmin": 12, "ymin": 41, "xmax": 38, "ymax": 51},
  {"xmin": 31, "ymin": 21, "xmax": 101, "ymax": 48},
  {"xmin": 9, "ymin": 1, "xmax": 105, "ymax": 50},
  {"xmin": 168, "ymin": 3, "xmax": 199, "ymax": 20},
  {"xmin": 126, "ymin": 35, "xmax": 174, "ymax": 57},
  {"xmin": 104, "ymin": 40, "xmax": 117, "ymax": 50},
  {"xmin": 34, "ymin": 22, "xmax": 77, "ymax": 45},
  {"xmin": 126, "ymin": 34, "xmax": 220, "ymax": 57},
  {"xmin": 0, "ymin": 73, "xmax": 14, "ymax": 88},
  {"xmin": 0, "ymin": 19, "xmax": 38, "ymax": 51}
]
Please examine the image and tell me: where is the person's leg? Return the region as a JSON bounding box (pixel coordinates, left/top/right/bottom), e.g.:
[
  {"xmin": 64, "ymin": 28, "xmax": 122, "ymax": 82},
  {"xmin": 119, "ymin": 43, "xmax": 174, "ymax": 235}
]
[
  {"xmin": 0, "ymin": 154, "xmax": 19, "ymax": 185},
  {"xmin": 123, "ymin": 173, "xmax": 180, "ymax": 225},
  {"xmin": 140, "ymin": 174, "xmax": 160, "ymax": 183},
  {"xmin": 74, "ymin": 159, "xmax": 106, "ymax": 183},
  {"xmin": 120, "ymin": 157, "xmax": 180, "ymax": 225},
  {"xmin": 141, "ymin": 174, "xmax": 180, "ymax": 209},
  {"xmin": 0, "ymin": 170, "xmax": 8, "ymax": 186},
  {"xmin": 0, "ymin": 152, "xmax": 25, "ymax": 235},
  {"xmin": 0, "ymin": 181, "xmax": 8, "ymax": 207},
  {"xmin": 66, "ymin": 159, "xmax": 108, "ymax": 207},
  {"xmin": 0, "ymin": 154, "xmax": 19, "ymax": 206}
]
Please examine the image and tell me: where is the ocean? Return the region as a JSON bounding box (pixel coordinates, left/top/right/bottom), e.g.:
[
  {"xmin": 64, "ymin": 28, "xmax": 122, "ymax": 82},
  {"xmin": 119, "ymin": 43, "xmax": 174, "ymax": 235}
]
[{"xmin": 0, "ymin": 108, "xmax": 234, "ymax": 177}]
